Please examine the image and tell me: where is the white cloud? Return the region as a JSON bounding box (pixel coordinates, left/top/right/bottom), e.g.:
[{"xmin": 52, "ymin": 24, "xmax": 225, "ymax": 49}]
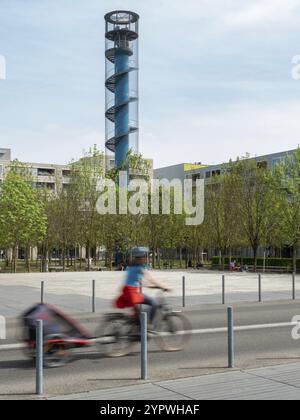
[
  {"xmin": 143, "ymin": 101, "xmax": 300, "ymax": 168},
  {"xmin": 225, "ymin": 0, "xmax": 300, "ymax": 27},
  {"xmin": 149, "ymin": 0, "xmax": 300, "ymax": 26},
  {"xmin": 0, "ymin": 125, "xmax": 105, "ymax": 165}
]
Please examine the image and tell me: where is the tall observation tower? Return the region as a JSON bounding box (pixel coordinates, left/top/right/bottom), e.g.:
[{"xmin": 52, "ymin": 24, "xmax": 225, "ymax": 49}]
[{"xmin": 105, "ymin": 11, "xmax": 139, "ymax": 169}]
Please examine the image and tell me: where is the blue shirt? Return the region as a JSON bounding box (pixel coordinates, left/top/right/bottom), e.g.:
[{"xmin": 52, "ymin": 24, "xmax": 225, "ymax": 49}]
[{"xmin": 125, "ymin": 265, "xmax": 146, "ymax": 287}]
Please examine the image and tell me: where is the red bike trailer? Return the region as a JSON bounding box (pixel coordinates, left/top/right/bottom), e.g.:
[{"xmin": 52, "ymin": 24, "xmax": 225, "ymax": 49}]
[{"xmin": 22, "ymin": 303, "xmax": 93, "ymax": 367}]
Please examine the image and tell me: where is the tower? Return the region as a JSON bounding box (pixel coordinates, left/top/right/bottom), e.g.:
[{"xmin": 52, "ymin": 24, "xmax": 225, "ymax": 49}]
[{"xmin": 105, "ymin": 11, "xmax": 139, "ymax": 169}]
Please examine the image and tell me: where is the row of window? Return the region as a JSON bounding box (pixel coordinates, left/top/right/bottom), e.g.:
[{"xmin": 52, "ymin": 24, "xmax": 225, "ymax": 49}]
[
  {"xmin": 188, "ymin": 157, "xmax": 285, "ymax": 182},
  {"xmin": 0, "ymin": 164, "xmax": 71, "ymax": 179},
  {"xmin": 35, "ymin": 182, "xmax": 69, "ymax": 190},
  {"xmin": 31, "ymin": 168, "xmax": 71, "ymax": 177}
]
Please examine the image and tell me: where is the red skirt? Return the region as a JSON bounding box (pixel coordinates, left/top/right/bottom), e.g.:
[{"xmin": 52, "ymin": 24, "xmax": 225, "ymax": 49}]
[{"xmin": 115, "ymin": 286, "xmax": 144, "ymax": 309}]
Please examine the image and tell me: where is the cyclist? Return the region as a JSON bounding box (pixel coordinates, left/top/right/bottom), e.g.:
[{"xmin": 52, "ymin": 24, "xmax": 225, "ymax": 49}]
[{"xmin": 115, "ymin": 251, "xmax": 171, "ymax": 326}]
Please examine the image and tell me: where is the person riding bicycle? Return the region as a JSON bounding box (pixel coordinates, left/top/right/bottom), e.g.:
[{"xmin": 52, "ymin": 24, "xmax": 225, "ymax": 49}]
[{"xmin": 115, "ymin": 249, "xmax": 170, "ymax": 326}]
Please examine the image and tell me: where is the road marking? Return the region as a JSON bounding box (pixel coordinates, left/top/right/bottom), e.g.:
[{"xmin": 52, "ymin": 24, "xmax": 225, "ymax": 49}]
[
  {"xmin": 0, "ymin": 322, "xmax": 297, "ymax": 350},
  {"xmin": 188, "ymin": 322, "xmax": 298, "ymax": 336},
  {"xmin": 0, "ymin": 343, "xmax": 25, "ymax": 350}
]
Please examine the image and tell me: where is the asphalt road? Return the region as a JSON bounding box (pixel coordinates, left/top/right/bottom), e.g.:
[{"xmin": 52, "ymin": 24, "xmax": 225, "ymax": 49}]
[{"xmin": 1, "ymin": 301, "xmax": 300, "ymax": 399}]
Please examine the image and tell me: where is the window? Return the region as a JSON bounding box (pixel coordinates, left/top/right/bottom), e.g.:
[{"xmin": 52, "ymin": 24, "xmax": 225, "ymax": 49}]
[
  {"xmin": 212, "ymin": 170, "xmax": 221, "ymax": 177},
  {"xmin": 36, "ymin": 182, "xmax": 55, "ymax": 190},
  {"xmin": 257, "ymin": 161, "xmax": 268, "ymax": 170},
  {"xmin": 37, "ymin": 168, "xmax": 55, "ymax": 176},
  {"xmin": 272, "ymin": 158, "xmax": 282, "ymax": 167},
  {"xmin": 62, "ymin": 170, "xmax": 71, "ymax": 177},
  {"xmin": 30, "ymin": 168, "xmax": 38, "ymax": 177},
  {"xmin": 205, "ymin": 171, "xmax": 211, "ymax": 179}
]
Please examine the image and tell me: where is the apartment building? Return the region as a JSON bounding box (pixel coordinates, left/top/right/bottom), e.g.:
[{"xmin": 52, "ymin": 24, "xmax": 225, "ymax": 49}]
[
  {"xmin": 0, "ymin": 149, "xmax": 153, "ymax": 193},
  {"xmin": 0, "ymin": 149, "xmax": 71, "ymax": 193},
  {"xmin": 184, "ymin": 149, "xmax": 297, "ymax": 184},
  {"xmin": 153, "ymin": 149, "xmax": 297, "ymax": 185}
]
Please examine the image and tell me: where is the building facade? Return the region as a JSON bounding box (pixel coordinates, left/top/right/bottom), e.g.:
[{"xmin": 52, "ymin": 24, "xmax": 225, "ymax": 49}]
[
  {"xmin": 0, "ymin": 148, "xmax": 153, "ymax": 192},
  {"xmin": 153, "ymin": 149, "xmax": 297, "ymax": 184},
  {"xmin": 154, "ymin": 163, "xmax": 207, "ymax": 183},
  {"xmin": 184, "ymin": 149, "xmax": 297, "ymax": 183},
  {"xmin": 154, "ymin": 149, "xmax": 299, "ymax": 262}
]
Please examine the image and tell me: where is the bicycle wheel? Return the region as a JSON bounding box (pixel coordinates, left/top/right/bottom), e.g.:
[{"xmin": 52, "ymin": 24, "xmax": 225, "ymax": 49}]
[
  {"xmin": 95, "ymin": 316, "xmax": 137, "ymax": 358},
  {"xmin": 43, "ymin": 334, "xmax": 71, "ymax": 368},
  {"xmin": 156, "ymin": 312, "xmax": 192, "ymax": 352}
]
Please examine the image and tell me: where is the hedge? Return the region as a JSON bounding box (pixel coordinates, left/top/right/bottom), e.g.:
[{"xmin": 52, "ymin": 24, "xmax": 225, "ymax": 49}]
[{"xmin": 211, "ymin": 256, "xmax": 299, "ymax": 269}]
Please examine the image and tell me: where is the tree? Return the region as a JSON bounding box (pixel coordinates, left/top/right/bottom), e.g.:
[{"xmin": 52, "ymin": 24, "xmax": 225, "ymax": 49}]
[
  {"xmin": 229, "ymin": 158, "xmax": 278, "ymax": 271},
  {"xmin": 274, "ymin": 149, "xmax": 300, "ymax": 273},
  {"xmin": 204, "ymin": 169, "xmax": 241, "ymax": 270},
  {"xmin": 68, "ymin": 146, "xmax": 106, "ymax": 270},
  {"xmin": 0, "ymin": 162, "xmax": 47, "ymax": 272}
]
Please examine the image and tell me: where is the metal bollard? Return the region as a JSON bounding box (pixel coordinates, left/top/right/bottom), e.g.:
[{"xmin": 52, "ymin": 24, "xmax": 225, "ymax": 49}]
[
  {"xmin": 227, "ymin": 307, "xmax": 235, "ymax": 369},
  {"xmin": 92, "ymin": 280, "xmax": 96, "ymax": 313},
  {"xmin": 293, "ymin": 273, "xmax": 296, "ymax": 301},
  {"xmin": 258, "ymin": 274, "xmax": 262, "ymax": 303},
  {"xmin": 41, "ymin": 281, "xmax": 44, "ymax": 304},
  {"xmin": 222, "ymin": 275, "xmax": 225, "ymax": 305},
  {"xmin": 36, "ymin": 320, "xmax": 44, "ymax": 395},
  {"xmin": 182, "ymin": 276, "xmax": 186, "ymax": 307},
  {"xmin": 140, "ymin": 312, "xmax": 148, "ymax": 380}
]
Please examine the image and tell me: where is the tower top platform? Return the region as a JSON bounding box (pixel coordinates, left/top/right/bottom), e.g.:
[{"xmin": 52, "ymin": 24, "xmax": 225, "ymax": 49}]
[{"xmin": 105, "ymin": 11, "xmax": 139, "ymax": 25}]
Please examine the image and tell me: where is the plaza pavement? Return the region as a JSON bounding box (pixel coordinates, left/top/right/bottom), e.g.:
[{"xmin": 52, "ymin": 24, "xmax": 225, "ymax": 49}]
[
  {"xmin": 0, "ymin": 270, "xmax": 298, "ymax": 317},
  {"xmin": 52, "ymin": 362, "xmax": 300, "ymax": 400}
]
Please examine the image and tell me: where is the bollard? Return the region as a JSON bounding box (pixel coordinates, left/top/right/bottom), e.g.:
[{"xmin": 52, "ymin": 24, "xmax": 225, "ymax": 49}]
[
  {"xmin": 36, "ymin": 320, "xmax": 44, "ymax": 395},
  {"xmin": 293, "ymin": 273, "xmax": 296, "ymax": 301},
  {"xmin": 258, "ymin": 274, "xmax": 262, "ymax": 303},
  {"xmin": 227, "ymin": 307, "xmax": 235, "ymax": 369},
  {"xmin": 92, "ymin": 280, "xmax": 96, "ymax": 313},
  {"xmin": 182, "ymin": 276, "xmax": 186, "ymax": 308},
  {"xmin": 140, "ymin": 312, "xmax": 148, "ymax": 380},
  {"xmin": 222, "ymin": 275, "xmax": 225, "ymax": 305},
  {"xmin": 41, "ymin": 281, "xmax": 44, "ymax": 304}
]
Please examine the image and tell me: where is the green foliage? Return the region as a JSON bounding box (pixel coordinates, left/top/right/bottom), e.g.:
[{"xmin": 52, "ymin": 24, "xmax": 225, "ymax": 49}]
[
  {"xmin": 0, "ymin": 162, "xmax": 47, "ymax": 271},
  {"xmin": 107, "ymin": 149, "xmax": 152, "ymax": 182},
  {"xmin": 2, "ymin": 148, "xmax": 300, "ymax": 273}
]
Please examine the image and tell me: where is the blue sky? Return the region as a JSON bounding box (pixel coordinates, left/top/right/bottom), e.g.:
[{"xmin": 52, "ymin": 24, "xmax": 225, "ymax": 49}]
[{"xmin": 1, "ymin": 0, "xmax": 300, "ymax": 168}]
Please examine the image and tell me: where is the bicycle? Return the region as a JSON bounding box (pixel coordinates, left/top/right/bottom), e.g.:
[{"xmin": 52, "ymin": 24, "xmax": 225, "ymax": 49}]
[{"xmin": 95, "ymin": 290, "xmax": 192, "ymax": 357}]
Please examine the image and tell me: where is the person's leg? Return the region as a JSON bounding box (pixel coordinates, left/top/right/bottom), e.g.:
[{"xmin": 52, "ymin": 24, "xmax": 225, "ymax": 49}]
[{"xmin": 142, "ymin": 294, "xmax": 159, "ymax": 324}]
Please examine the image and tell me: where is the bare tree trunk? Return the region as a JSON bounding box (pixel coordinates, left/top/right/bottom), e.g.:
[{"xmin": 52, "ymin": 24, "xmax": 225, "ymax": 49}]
[
  {"xmin": 79, "ymin": 247, "xmax": 83, "ymax": 270},
  {"xmin": 293, "ymin": 245, "xmax": 298, "ymax": 274},
  {"xmin": 253, "ymin": 246, "xmax": 258, "ymax": 272},
  {"xmin": 25, "ymin": 246, "xmax": 31, "ymax": 273},
  {"xmin": 62, "ymin": 246, "xmax": 66, "ymax": 272},
  {"xmin": 108, "ymin": 249, "xmax": 113, "ymax": 271},
  {"xmin": 87, "ymin": 243, "xmax": 91, "ymax": 271},
  {"xmin": 73, "ymin": 247, "xmax": 77, "ymax": 272},
  {"xmin": 151, "ymin": 248, "xmax": 156, "ymax": 269},
  {"xmin": 157, "ymin": 248, "xmax": 161, "ymax": 269},
  {"xmin": 219, "ymin": 250, "xmax": 222, "ymax": 270},
  {"xmin": 12, "ymin": 247, "xmax": 17, "ymax": 273},
  {"xmin": 179, "ymin": 247, "xmax": 183, "ymax": 268}
]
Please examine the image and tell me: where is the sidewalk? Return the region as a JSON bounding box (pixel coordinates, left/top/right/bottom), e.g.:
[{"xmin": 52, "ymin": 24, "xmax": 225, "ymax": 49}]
[{"xmin": 52, "ymin": 362, "xmax": 300, "ymax": 400}]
